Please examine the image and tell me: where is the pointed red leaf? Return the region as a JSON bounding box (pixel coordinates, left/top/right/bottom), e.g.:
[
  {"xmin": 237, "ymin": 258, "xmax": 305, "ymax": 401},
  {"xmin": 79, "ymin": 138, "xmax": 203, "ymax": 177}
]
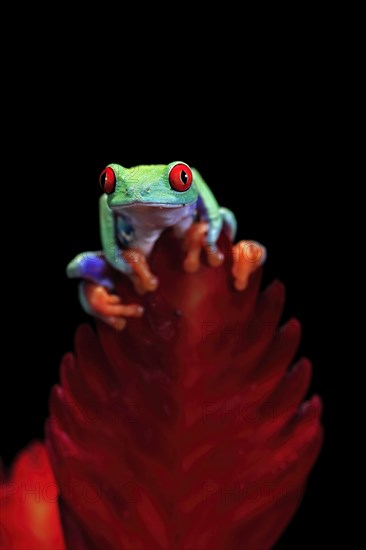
[
  {"xmin": 0, "ymin": 442, "xmax": 65, "ymax": 549},
  {"xmin": 47, "ymin": 231, "xmax": 323, "ymax": 549}
]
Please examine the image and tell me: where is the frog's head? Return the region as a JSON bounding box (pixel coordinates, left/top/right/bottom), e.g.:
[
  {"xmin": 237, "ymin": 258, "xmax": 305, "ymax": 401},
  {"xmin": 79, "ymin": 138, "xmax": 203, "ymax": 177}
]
[{"xmin": 99, "ymin": 162, "xmax": 198, "ymax": 209}]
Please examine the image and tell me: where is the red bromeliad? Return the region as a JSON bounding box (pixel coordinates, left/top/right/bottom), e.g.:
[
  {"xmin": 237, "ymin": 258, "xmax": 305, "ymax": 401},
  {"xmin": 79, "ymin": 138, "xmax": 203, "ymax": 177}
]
[{"xmin": 1, "ymin": 231, "xmax": 322, "ymax": 549}]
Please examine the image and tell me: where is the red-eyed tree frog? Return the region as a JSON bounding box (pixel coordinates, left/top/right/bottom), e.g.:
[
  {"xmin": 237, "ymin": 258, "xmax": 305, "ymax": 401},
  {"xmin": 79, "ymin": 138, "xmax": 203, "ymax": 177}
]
[{"xmin": 67, "ymin": 162, "xmax": 266, "ymax": 330}]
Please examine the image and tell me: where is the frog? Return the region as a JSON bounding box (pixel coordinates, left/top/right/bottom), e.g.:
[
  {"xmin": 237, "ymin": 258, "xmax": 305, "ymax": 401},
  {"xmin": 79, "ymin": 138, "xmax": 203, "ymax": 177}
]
[{"xmin": 67, "ymin": 161, "xmax": 266, "ymax": 330}]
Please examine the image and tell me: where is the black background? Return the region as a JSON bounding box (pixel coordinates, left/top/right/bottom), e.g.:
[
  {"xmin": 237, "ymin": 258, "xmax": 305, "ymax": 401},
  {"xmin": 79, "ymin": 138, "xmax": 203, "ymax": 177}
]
[{"xmin": 2, "ymin": 132, "xmax": 338, "ymax": 548}]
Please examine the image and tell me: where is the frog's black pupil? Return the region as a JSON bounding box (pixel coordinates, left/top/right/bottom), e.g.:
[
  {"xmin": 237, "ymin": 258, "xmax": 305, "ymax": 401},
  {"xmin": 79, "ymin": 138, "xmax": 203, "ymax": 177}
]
[
  {"xmin": 101, "ymin": 173, "xmax": 106, "ymax": 188},
  {"xmin": 181, "ymin": 170, "xmax": 188, "ymax": 185}
]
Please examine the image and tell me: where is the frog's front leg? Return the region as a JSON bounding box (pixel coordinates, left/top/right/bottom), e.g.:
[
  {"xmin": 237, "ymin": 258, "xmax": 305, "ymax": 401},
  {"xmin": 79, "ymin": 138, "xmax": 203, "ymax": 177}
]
[
  {"xmin": 181, "ymin": 169, "xmax": 234, "ymax": 271},
  {"xmin": 181, "ymin": 207, "xmax": 237, "ymax": 272},
  {"xmin": 67, "ymin": 252, "xmax": 144, "ymax": 331},
  {"xmin": 181, "ymin": 169, "xmax": 265, "ymax": 288},
  {"xmin": 182, "ymin": 224, "xmax": 266, "ymax": 290},
  {"xmin": 181, "ymin": 222, "xmax": 217, "ymax": 273},
  {"xmin": 100, "ymin": 194, "xmax": 159, "ymax": 295}
]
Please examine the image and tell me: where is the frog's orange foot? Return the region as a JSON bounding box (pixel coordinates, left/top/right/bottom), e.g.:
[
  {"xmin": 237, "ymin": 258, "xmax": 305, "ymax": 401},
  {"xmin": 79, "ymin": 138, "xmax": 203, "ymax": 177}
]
[
  {"xmin": 183, "ymin": 222, "xmax": 224, "ymax": 273},
  {"xmin": 122, "ymin": 249, "xmax": 159, "ymax": 294},
  {"xmin": 83, "ymin": 283, "xmax": 144, "ymax": 331},
  {"xmin": 232, "ymin": 240, "xmax": 267, "ymax": 291}
]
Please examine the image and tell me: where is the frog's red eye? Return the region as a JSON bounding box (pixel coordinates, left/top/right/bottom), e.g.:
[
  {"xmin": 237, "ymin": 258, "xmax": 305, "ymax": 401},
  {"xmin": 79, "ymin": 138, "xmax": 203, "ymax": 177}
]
[
  {"xmin": 169, "ymin": 163, "xmax": 193, "ymax": 192},
  {"xmin": 99, "ymin": 167, "xmax": 116, "ymax": 194}
]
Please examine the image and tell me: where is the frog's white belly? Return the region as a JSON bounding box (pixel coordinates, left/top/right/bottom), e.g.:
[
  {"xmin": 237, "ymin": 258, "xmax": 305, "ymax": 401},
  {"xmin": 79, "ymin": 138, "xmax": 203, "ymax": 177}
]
[{"xmin": 116, "ymin": 202, "xmax": 197, "ymax": 256}]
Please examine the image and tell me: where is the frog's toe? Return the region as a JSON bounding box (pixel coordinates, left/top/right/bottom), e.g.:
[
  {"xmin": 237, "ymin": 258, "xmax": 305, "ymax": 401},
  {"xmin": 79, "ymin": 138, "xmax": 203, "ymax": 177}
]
[
  {"xmin": 232, "ymin": 240, "xmax": 267, "ymax": 290},
  {"xmin": 101, "ymin": 316, "xmax": 127, "ymax": 331},
  {"xmin": 183, "ymin": 249, "xmax": 202, "ymax": 273},
  {"xmin": 205, "ymin": 244, "xmax": 225, "ymax": 267},
  {"xmin": 132, "ymin": 274, "xmax": 159, "ymax": 294},
  {"xmin": 104, "ymin": 293, "xmax": 144, "ymax": 317},
  {"xmin": 183, "ymin": 222, "xmax": 208, "ymax": 273},
  {"xmin": 122, "ymin": 248, "xmax": 159, "ymax": 294},
  {"xmin": 183, "ymin": 222, "xmax": 226, "ymax": 272}
]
